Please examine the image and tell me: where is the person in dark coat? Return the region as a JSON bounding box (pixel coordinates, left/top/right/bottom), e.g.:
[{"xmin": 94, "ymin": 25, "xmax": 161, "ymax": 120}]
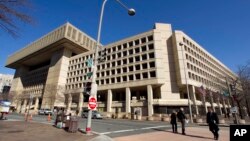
[
  {"xmin": 177, "ymin": 107, "xmax": 187, "ymax": 135},
  {"xmin": 207, "ymin": 108, "xmax": 219, "ymax": 140},
  {"xmin": 170, "ymin": 110, "xmax": 177, "ymax": 133}
]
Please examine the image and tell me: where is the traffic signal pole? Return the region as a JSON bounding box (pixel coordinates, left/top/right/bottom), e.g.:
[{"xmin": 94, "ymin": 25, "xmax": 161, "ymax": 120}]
[{"xmin": 85, "ymin": 0, "xmax": 107, "ymax": 135}]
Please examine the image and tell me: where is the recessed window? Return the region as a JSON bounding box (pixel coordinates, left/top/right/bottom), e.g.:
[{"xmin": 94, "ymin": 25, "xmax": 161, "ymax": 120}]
[
  {"xmin": 149, "ymin": 62, "xmax": 155, "ymax": 68},
  {"xmin": 141, "ymin": 45, "xmax": 146, "ymax": 51},
  {"xmin": 111, "ymin": 78, "xmax": 115, "ymax": 83},
  {"xmin": 112, "ymin": 62, "xmax": 116, "ymax": 67},
  {"xmin": 129, "ymin": 49, "xmax": 133, "ymax": 54},
  {"xmin": 117, "ymin": 52, "xmax": 121, "ymax": 58},
  {"xmin": 117, "ymin": 68, "xmax": 121, "ymax": 74},
  {"xmin": 129, "ymin": 75, "xmax": 133, "ymax": 80},
  {"xmin": 150, "ymin": 71, "xmax": 156, "ymax": 77},
  {"xmin": 123, "ymin": 67, "xmax": 127, "ymax": 73},
  {"xmin": 106, "ymin": 71, "xmax": 110, "ymax": 76},
  {"xmin": 123, "ymin": 43, "xmax": 127, "ymax": 48},
  {"xmin": 149, "ymin": 52, "xmax": 155, "ymax": 58},
  {"xmin": 129, "ymin": 57, "xmax": 133, "ymax": 63},
  {"xmin": 123, "ymin": 76, "xmax": 127, "ymax": 81},
  {"xmin": 135, "ymin": 48, "xmax": 140, "ymax": 53},
  {"xmin": 141, "ymin": 37, "xmax": 146, "ymax": 44},
  {"xmin": 106, "ymin": 79, "xmax": 109, "ymax": 84},
  {"xmin": 101, "ymin": 79, "xmax": 104, "ymax": 84},
  {"xmin": 142, "ymin": 72, "xmax": 148, "ymax": 78},
  {"xmin": 148, "ymin": 44, "xmax": 154, "ymax": 50},
  {"xmin": 148, "ymin": 35, "xmax": 153, "ymax": 41},
  {"xmin": 111, "ymin": 69, "xmax": 115, "ymax": 75},
  {"xmin": 135, "ymin": 56, "xmax": 140, "ymax": 62},
  {"xmin": 117, "ymin": 60, "xmax": 121, "ymax": 66},
  {"xmin": 123, "ymin": 51, "xmax": 127, "ymax": 56},
  {"xmin": 142, "ymin": 54, "xmax": 147, "ymax": 60},
  {"xmin": 135, "ymin": 65, "xmax": 140, "ymax": 70},
  {"xmin": 129, "ymin": 41, "xmax": 133, "ymax": 47},
  {"xmin": 123, "ymin": 59, "xmax": 127, "ymax": 65},
  {"xmin": 135, "ymin": 74, "xmax": 140, "ymax": 80},
  {"xmin": 107, "ymin": 63, "xmax": 110, "ymax": 68},
  {"xmin": 135, "ymin": 39, "xmax": 140, "ymax": 45},
  {"xmin": 142, "ymin": 63, "xmax": 147, "ymax": 69},
  {"xmin": 129, "ymin": 66, "xmax": 133, "ymax": 71},
  {"xmin": 117, "ymin": 77, "xmax": 121, "ymax": 82},
  {"xmin": 112, "ymin": 47, "xmax": 116, "ymax": 52},
  {"xmin": 112, "ymin": 54, "xmax": 116, "ymax": 59},
  {"xmin": 117, "ymin": 45, "xmax": 121, "ymax": 50}
]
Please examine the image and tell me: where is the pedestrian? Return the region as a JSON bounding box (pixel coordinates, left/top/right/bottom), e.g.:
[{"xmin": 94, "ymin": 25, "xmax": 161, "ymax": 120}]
[
  {"xmin": 177, "ymin": 107, "xmax": 187, "ymax": 135},
  {"xmin": 206, "ymin": 107, "xmax": 219, "ymax": 140},
  {"xmin": 170, "ymin": 110, "xmax": 177, "ymax": 133}
]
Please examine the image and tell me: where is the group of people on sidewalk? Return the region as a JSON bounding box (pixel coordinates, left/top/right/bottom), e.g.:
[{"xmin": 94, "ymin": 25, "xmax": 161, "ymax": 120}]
[{"xmin": 170, "ymin": 107, "xmax": 219, "ymax": 140}]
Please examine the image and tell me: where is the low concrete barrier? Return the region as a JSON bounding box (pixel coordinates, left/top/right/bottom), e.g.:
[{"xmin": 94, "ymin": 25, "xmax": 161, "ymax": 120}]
[
  {"xmin": 239, "ymin": 119, "xmax": 246, "ymax": 124},
  {"xmin": 194, "ymin": 118, "xmax": 203, "ymax": 123},
  {"xmin": 162, "ymin": 117, "xmax": 170, "ymax": 122},
  {"xmin": 147, "ymin": 116, "xmax": 154, "ymax": 121},
  {"xmin": 219, "ymin": 119, "xmax": 225, "ymax": 124}
]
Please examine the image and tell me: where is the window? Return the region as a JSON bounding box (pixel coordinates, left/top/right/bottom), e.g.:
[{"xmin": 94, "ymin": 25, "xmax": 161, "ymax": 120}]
[
  {"xmin": 149, "ymin": 52, "xmax": 155, "ymax": 58},
  {"xmin": 129, "ymin": 75, "xmax": 133, "ymax": 80},
  {"xmin": 106, "ymin": 79, "xmax": 109, "ymax": 84},
  {"xmin": 135, "ymin": 39, "xmax": 140, "ymax": 45},
  {"xmin": 141, "ymin": 45, "xmax": 147, "ymax": 51},
  {"xmin": 129, "ymin": 41, "xmax": 133, "ymax": 47},
  {"xmin": 123, "ymin": 43, "xmax": 127, "ymax": 48},
  {"xmin": 117, "ymin": 45, "xmax": 121, "ymax": 50},
  {"xmin": 150, "ymin": 71, "xmax": 156, "ymax": 77},
  {"xmin": 148, "ymin": 35, "xmax": 153, "ymax": 41},
  {"xmin": 129, "ymin": 66, "xmax": 133, "ymax": 71},
  {"xmin": 148, "ymin": 44, "xmax": 154, "ymax": 50},
  {"xmin": 123, "ymin": 67, "xmax": 127, "ymax": 73},
  {"xmin": 129, "ymin": 49, "xmax": 133, "ymax": 54},
  {"xmin": 142, "ymin": 54, "xmax": 147, "ymax": 60},
  {"xmin": 117, "ymin": 60, "xmax": 121, "ymax": 66},
  {"xmin": 149, "ymin": 62, "xmax": 155, "ymax": 68},
  {"xmin": 117, "ymin": 77, "xmax": 121, "ymax": 82},
  {"xmin": 135, "ymin": 74, "xmax": 140, "ymax": 80},
  {"xmin": 135, "ymin": 56, "xmax": 140, "ymax": 62},
  {"xmin": 123, "ymin": 51, "xmax": 127, "ymax": 56},
  {"xmin": 135, "ymin": 48, "xmax": 140, "ymax": 53},
  {"xmin": 123, "ymin": 76, "xmax": 127, "ymax": 81},
  {"xmin": 123, "ymin": 59, "xmax": 127, "ymax": 65},
  {"xmin": 111, "ymin": 78, "xmax": 115, "ymax": 83},
  {"xmin": 135, "ymin": 65, "xmax": 140, "ymax": 70},
  {"xmin": 142, "ymin": 63, "xmax": 147, "ymax": 69},
  {"xmin": 129, "ymin": 57, "xmax": 133, "ymax": 63},
  {"xmin": 142, "ymin": 72, "xmax": 148, "ymax": 78},
  {"xmin": 117, "ymin": 68, "xmax": 121, "ymax": 74},
  {"xmin": 141, "ymin": 37, "xmax": 146, "ymax": 44}
]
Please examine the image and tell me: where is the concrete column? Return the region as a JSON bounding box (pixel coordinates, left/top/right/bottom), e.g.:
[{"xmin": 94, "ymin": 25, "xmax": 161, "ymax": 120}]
[
  {"xmin": 107, "ymin": 89, "xmax": 112, "ymax": 113},
  {"xmin": 67, "ymin": 94, "xmax": 72, "ymax": 113},
  {"xmin": 202, "ymin": 94, "xmax": 208, "ymax": 114},
  {"xmin": 16, "ymin": 100, "xmax": 22, "ymax": 113},
  {"xmin": 34, "ymin": 97, "xmax": 39, "ymax": 111},
  {"xmin": 189, "ymin": 85, "xmax": 199, "ymax": 115},
  {"xmin": 22, "ymin": 99, "xmax": 28, "ymax": 113},
  {"xmin": 78, "ymin": 93, "xmax": 83, "ymax": 115},
  {"xmin": 147, "ymin": 85, "xmax": 153, "ymax": 116},
  {"xmin": 222, "ymin": 96, "xmax": 227, "ymax": 114},
  {"xmin": 126, "ymin": 87, "xmax": 131, "ymax": 113},
  {"xmin": 209, "ymin": 91, "xmax": 215, "ymax": 112},
  {"xmin": 216, "ymin": 97, "xmax": 223, "ymax": 115}
]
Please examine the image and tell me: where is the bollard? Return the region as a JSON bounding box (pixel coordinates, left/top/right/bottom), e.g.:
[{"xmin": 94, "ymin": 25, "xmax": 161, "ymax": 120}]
[{"xmin": 47, "ymin": 114, "xmax": 51, "ymax": 121}]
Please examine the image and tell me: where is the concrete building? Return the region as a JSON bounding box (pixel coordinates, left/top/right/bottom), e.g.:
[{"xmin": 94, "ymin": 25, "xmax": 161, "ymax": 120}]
[
  {"xmin": 6, "ymin": 22, "xmax": 238, "ymax": 117},
  {"xmin": 0, "ymin": 74, "xmax": 13, "ymax": 94}
]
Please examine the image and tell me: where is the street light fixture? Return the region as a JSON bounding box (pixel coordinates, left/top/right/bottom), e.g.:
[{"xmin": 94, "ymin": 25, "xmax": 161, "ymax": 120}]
[
  {"xmin": 179, "ymin": 42, "xmax": 193, "ymax": 123},
  {"xmin": 85, "ymin": 0, "xmax": 135, "ymax": 134}
]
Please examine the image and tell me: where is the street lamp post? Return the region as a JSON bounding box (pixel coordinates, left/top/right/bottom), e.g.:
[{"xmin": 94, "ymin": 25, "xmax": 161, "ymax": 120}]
[
  {"xmin": 179, "ymin": 42, "xmax": 193, "ymax": 123},
  {"xmin": 85, "ymin": 0, "xmax": 135, "ymax": 134}
]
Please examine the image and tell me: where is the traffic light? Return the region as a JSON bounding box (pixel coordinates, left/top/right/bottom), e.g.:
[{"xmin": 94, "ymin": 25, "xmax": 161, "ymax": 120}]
[
  {"xmin": 230, "ymin": 84, "xmax": 236, "ymax": 92},
  {"xmin": 98, "ymin": 48, "xmax": 107, "ymax": 62},
  {"xmin": 84, "ymin": 82, "xmax": 92, "ymax": 95}
]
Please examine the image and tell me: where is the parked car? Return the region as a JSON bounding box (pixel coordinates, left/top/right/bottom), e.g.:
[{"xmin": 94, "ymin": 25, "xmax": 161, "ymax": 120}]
[
  {"xmin": 82, "ymin": 110, "xmax": 103, "ymax": 119},
  {"xmin": 38, "ymin": 109, "xmax": 53, "ymax": 115}
]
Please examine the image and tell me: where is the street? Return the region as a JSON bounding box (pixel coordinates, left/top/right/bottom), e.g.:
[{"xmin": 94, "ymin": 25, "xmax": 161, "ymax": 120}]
[{"xmin": 6, "ymin": 113, "xmax": 230, "ymax": 139}]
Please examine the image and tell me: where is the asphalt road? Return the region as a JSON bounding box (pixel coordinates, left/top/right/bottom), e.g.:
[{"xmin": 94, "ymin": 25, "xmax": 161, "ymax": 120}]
[{"xmin": 7, "ymin": 113, "xmax": 174, "ymax": 138}]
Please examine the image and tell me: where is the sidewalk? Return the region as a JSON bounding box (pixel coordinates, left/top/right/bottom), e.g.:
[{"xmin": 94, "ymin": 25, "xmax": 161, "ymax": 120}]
[
  {"xmin": 114, "ymin": 126, "xmax": 230, "ymax": 141},
  {"xmin": 0, "ymin": 121, "xmax": 96, "ymax": 141}
]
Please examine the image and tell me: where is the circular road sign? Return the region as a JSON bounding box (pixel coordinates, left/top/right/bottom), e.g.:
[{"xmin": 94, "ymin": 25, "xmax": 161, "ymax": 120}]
[{"xmin": 88, "ymin": 97, "xmax": 97, "ymax": 110}]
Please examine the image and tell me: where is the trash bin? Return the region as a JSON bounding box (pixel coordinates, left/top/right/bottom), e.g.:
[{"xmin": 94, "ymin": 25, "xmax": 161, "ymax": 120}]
[{"xmin": 68, "ymin": 116, "xmax": 79, "ymax": 133}]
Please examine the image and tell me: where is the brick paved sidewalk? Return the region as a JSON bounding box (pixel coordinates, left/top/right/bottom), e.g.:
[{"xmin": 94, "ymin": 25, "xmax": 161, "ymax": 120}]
[
  {"xmin": 114, "ymin": 126, "xmax": 230, "ymax": 141},
  {"xmin": 0, "ymin": 121, "xmax": 96, "ymax": 141}
]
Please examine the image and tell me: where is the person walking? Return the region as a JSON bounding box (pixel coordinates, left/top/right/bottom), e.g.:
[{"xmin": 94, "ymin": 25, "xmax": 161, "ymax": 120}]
[
  {"xmin": 177, "ymin": 107, "xmax": 187, "ymax": 135},
  {"xmin": 207, "ymin": 107, "xmax": 219, "ymax": 140},
  {"xmin": 170, "ymin": 110, "xmax": 177, "ymax": 133}
]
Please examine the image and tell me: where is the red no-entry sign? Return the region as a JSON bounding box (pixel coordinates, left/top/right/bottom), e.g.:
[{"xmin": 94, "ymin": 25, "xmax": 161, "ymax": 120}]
[{"xmin": 88, "ymin": 96, "xmax": 97, "ymax": 110}]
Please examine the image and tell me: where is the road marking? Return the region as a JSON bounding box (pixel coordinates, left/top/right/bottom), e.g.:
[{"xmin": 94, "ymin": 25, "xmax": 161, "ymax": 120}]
[{"xmin": 99, "ymin": 125, "xmax": 171, "ymax": 135}]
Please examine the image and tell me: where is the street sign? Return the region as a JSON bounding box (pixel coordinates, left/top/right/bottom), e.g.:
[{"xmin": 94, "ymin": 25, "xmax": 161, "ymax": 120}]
[
  {"xmin": 86, "ymin": 59, "xmax": 93, "ymax": 67},
  {"xmin": 88, "ymin": 96, "xmax": 97, "ymax": 110}
]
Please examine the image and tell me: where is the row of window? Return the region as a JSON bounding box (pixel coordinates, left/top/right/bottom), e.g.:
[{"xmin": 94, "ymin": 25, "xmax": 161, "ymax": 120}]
[
  {"xmin": 67, "ymin": 61, "xmax": 156, "ymax": 83},
  {"xmin": 188, "ymin": 71, "xmax": 221, "ymax": 88},
  {"xmin": 69, "ymin": 35, "xmax": 154, "ymax": 65},
  {"xmin": 183, "ymin": 37, "xmax": 234, "ymax": 78},
  {"xmin": 66, "ymin": 71, "xmax": 156, "ymax": 90}
]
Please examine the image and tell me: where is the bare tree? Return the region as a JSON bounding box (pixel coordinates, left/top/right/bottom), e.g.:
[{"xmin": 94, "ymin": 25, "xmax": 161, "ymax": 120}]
[
  {"xmin": 0, "ymin": 0, "xmax": 33, "ymax": 38},
  {"xmin": 237, "ymin": 61, "xmax": 250, "ymax": 117}
]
